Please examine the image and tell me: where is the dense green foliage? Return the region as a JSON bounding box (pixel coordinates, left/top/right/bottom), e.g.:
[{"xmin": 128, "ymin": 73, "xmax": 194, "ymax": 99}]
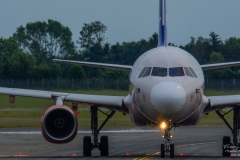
[
  {"xmin": 13, "ymin": 19, "xmax": 77, "ymax": 62},
  {"xmin": 68, "ymin": 64, "xmax": 85, "ymax": 79},
  {"xmin": 1, "ymin": 20, "xmax": 240, "ymax": 80},
  {"xmin": 181, "ymin": 32, "xmax": 240, "ymax": 79}
]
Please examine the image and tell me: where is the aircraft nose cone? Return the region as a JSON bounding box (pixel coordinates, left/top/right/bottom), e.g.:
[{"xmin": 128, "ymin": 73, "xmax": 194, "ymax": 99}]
[{"xmin": 150, "ymin": 82, "xmax": 186, "ymax": 115}]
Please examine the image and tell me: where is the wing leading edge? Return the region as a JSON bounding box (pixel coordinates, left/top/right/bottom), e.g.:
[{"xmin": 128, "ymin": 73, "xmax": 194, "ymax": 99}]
[
  {"xmin": 54, "ymin": 59, "xmax": 240, "ymax": 71},
  {"xmin": 204, "ymin": 95, "xmax": 240, "ymax": 113},
  {"xmin": 201, "ymin": 61, "xmax": 240, "ymax": 70},
  {"xmin": 0, "ymin": 87, "xmax": 128, "ymax": 113},
  {"xmin": 53, "ymin": 59, "xmax": 132, "ymax": 71}
]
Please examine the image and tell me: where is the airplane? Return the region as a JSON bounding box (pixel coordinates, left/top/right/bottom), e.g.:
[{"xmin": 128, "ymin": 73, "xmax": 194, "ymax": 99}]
[{"xmin": 0, "ymin": 0, "xmax": 240, "ymax": 158}]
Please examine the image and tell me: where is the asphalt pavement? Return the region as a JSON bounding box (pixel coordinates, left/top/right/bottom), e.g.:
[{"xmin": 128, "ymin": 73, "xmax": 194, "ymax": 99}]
[{"xmin": 0, "ymin": 126, "xmax": 238, "ymax": 159}]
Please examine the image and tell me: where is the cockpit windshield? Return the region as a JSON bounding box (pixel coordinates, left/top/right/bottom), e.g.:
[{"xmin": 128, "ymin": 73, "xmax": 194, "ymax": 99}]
[
  {"xmin": 169, "ymin": 67, "xmax": 185, "ymax": 77},
  {"xmin": 189, "ymin": 67, "xmax": 198, "ymax": 78},
  {"xmin": 151, "ymin": 67, "xmax": 167, "ymax": 77},
  {"xmin": 138, "ymin": 66, "xmax": 197, "ymax": 78},
  {"xmin": 184, "ymin": 67, "xmax": 194, "ymax": 77},
  {"xmin": 142, "ymin": 67, "xmax": 152, "ymax": 77},
  {"xmin": 138, "ymin": 67, "xmax": 147, "ymax": 78}
]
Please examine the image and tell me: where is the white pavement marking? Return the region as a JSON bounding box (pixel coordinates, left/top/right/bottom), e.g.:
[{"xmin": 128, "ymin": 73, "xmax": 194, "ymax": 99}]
[
  {"xmin": 0, "ymin": 130, "xmax": 159, "ymax": 135},
  {"xmin": 134, "ymin": 141, "xmax": 223, "ymax": 160}
]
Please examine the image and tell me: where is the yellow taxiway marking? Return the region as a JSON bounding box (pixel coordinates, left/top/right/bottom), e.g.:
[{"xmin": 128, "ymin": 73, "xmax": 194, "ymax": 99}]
[
  {"xmin": 133, "ymin": 141, "xmax": 221, "ymax": 160},
  {"xmin": 133, "ymin": 152, "xmax": 160, "ymax": 160}
]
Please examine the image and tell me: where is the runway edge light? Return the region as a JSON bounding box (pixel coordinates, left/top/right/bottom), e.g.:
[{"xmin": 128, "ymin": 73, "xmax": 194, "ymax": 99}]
[{"xmin": 72, "ymin": 153, "xmax": 76, "ymax": 156}]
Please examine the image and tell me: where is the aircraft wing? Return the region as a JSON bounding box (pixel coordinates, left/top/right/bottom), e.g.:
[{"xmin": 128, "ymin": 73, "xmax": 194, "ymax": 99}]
[
  {"xmin": 0, "ymin": 87, "xmax": 128, "ymax": 113},
  {"xmin": 201, "ymin": 61, "xmax": 240, "ymax": 70},
  {"xmin": 204, "ymin": 95, "xmax": 240, "ymax": 113},
  {"xmin": 53, "ymin": 59, "xmax": 132, "ymax": 71}
]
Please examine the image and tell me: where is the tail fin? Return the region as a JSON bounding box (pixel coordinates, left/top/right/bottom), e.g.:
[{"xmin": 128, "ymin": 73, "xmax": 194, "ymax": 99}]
[{"xmin": 158, "ymin": 0, "xmax": 167, "ymax": 46}]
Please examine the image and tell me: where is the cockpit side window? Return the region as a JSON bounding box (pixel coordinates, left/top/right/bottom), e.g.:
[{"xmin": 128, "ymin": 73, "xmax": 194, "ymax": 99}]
[
  {"xmin": 184, "ymin": 67, "xmax": 194, "ymax": 77},
  {"xmin": 138, "ymin": 67, "xmax": 147, "ymax": 78},
  {"xmin": 142, "ymin": 67, "xmax": 152, "ymax": 77},
  {"xmin": 169, "ymin": 67, "xmax": 185, "ymax": 77},
  {"xmin": 189, "ymin": 67, "xmax": 198, "ymax": 78},
  {"xmin": 151, "ymin": 67, "xmax": 167, "ymax": 77}
]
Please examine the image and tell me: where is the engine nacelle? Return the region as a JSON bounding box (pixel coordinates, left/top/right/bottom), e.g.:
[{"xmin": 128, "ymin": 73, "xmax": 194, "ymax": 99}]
[{"xmin": 41, "ymin": 105, "xmax": 78, "ymax": 144}]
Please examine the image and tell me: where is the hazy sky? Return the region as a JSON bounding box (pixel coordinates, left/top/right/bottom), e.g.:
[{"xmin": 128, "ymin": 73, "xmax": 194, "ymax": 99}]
[{"xmin": 1, "ymin": 0, "xmax": 240, "ymax": 46}]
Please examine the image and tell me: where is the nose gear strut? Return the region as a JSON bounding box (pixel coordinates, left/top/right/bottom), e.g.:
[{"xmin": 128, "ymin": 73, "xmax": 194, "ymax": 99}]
[{"xmin": 160, "ymin": 122, "xmax": 174, "ymax": 158}]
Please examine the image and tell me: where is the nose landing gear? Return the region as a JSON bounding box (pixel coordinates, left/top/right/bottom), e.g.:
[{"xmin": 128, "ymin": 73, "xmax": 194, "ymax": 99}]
[{"xmin": 160, "ymin": 122, "xmax": 174, "ymax": 158}]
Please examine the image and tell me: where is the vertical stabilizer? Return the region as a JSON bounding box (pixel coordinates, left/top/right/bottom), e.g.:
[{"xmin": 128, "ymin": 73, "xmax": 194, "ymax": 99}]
[{"xmin": 158, "ymin": 0, "xmax": 167, "ymax": 46}]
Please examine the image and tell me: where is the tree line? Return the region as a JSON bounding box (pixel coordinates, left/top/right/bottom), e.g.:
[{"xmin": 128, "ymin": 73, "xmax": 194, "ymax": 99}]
[{"xmin": 1, "ymin": 19, "xmax": 240, "ymax": 80}]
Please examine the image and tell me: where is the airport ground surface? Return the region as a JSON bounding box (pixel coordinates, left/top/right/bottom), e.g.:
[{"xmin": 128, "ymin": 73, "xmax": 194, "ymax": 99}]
[{"xmin": 0, "ymin": 126, "xmax": 238, "ymax": 159}]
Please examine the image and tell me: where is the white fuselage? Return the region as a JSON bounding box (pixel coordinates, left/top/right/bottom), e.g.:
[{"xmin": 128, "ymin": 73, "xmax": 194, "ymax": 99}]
[{"xmin": 124, "ymin": 46, "xmax": 208, "ymax": 127}]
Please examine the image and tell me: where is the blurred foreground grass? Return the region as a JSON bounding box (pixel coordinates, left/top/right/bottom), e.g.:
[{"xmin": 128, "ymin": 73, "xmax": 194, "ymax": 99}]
[
  {"xmin": 0, "ymin": 89, "xmax": 132, "ymax": 128},
  {"xmin": 0, "ymin": 89, "xmax": 238, "ymax": 127}
]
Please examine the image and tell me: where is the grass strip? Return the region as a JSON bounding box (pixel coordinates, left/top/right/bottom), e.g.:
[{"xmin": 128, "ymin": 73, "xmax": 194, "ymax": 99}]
[{"xmin": 0, "ymin": 89, "xmax": 238, "ymax": 127}]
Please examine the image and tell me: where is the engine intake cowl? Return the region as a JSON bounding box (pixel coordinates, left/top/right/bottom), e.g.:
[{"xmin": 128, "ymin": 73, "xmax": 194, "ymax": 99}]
[{"xmin": 41, "ymin": 105, "xmax": 78, "ymax": 144}]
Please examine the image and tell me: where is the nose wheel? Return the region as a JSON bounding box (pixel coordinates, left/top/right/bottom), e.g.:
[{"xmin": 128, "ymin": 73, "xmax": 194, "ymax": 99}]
[{"xmin": 160, "ymin": 125, "xmax": 174, "ymax": 158}]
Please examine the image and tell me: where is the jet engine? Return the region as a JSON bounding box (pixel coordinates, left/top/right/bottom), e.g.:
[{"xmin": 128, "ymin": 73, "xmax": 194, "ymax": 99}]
[{"xmin": 41, "ymin": 105, "xmax": 78, "ymax": 144}]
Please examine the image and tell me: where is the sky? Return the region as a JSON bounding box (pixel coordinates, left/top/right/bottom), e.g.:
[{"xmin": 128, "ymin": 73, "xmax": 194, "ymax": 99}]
[{"xmin": 1, "ymin": 0, "xmax": 240, "ymax": 46}]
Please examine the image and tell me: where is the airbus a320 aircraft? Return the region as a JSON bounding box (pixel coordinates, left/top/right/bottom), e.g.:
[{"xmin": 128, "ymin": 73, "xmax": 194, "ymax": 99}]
[{"xmin": 0, "ymin": 0, "xmax": 240, "ymax": 158}]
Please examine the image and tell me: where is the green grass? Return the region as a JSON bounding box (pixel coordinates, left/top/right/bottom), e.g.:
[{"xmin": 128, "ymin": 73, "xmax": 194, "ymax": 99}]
[
  {"xmin": 204, "ymin": 89, "xmax": 240, "ymax": 96},
  {"xmin": 197, "ymin": 110, "xmax": 233, "ymax": 126},
  {"xmin": 0, "ymin": 90, "xmax": 132, "ymax": 127},
  {"xmin": 0, "ymin": 89, "xmax": 238, "ymax": 127}
]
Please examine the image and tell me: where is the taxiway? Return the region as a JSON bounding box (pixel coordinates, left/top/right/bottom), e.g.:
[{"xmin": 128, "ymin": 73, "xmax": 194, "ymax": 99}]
[{"xmin": 0, "ymin": 126, "xmax": 237, "ymax": 159}]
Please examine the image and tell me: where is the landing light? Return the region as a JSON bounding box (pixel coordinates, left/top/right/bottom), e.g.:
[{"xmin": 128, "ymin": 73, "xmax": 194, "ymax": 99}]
[{"xmin": 160, "ymin": 122, "xmax": 167, "ymax": 130}]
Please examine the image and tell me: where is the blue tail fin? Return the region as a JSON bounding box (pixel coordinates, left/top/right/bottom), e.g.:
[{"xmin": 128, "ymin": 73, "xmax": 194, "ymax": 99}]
[{"xmin": 158, "ymin": 0, "xmax": 167, "ymax": 46}]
